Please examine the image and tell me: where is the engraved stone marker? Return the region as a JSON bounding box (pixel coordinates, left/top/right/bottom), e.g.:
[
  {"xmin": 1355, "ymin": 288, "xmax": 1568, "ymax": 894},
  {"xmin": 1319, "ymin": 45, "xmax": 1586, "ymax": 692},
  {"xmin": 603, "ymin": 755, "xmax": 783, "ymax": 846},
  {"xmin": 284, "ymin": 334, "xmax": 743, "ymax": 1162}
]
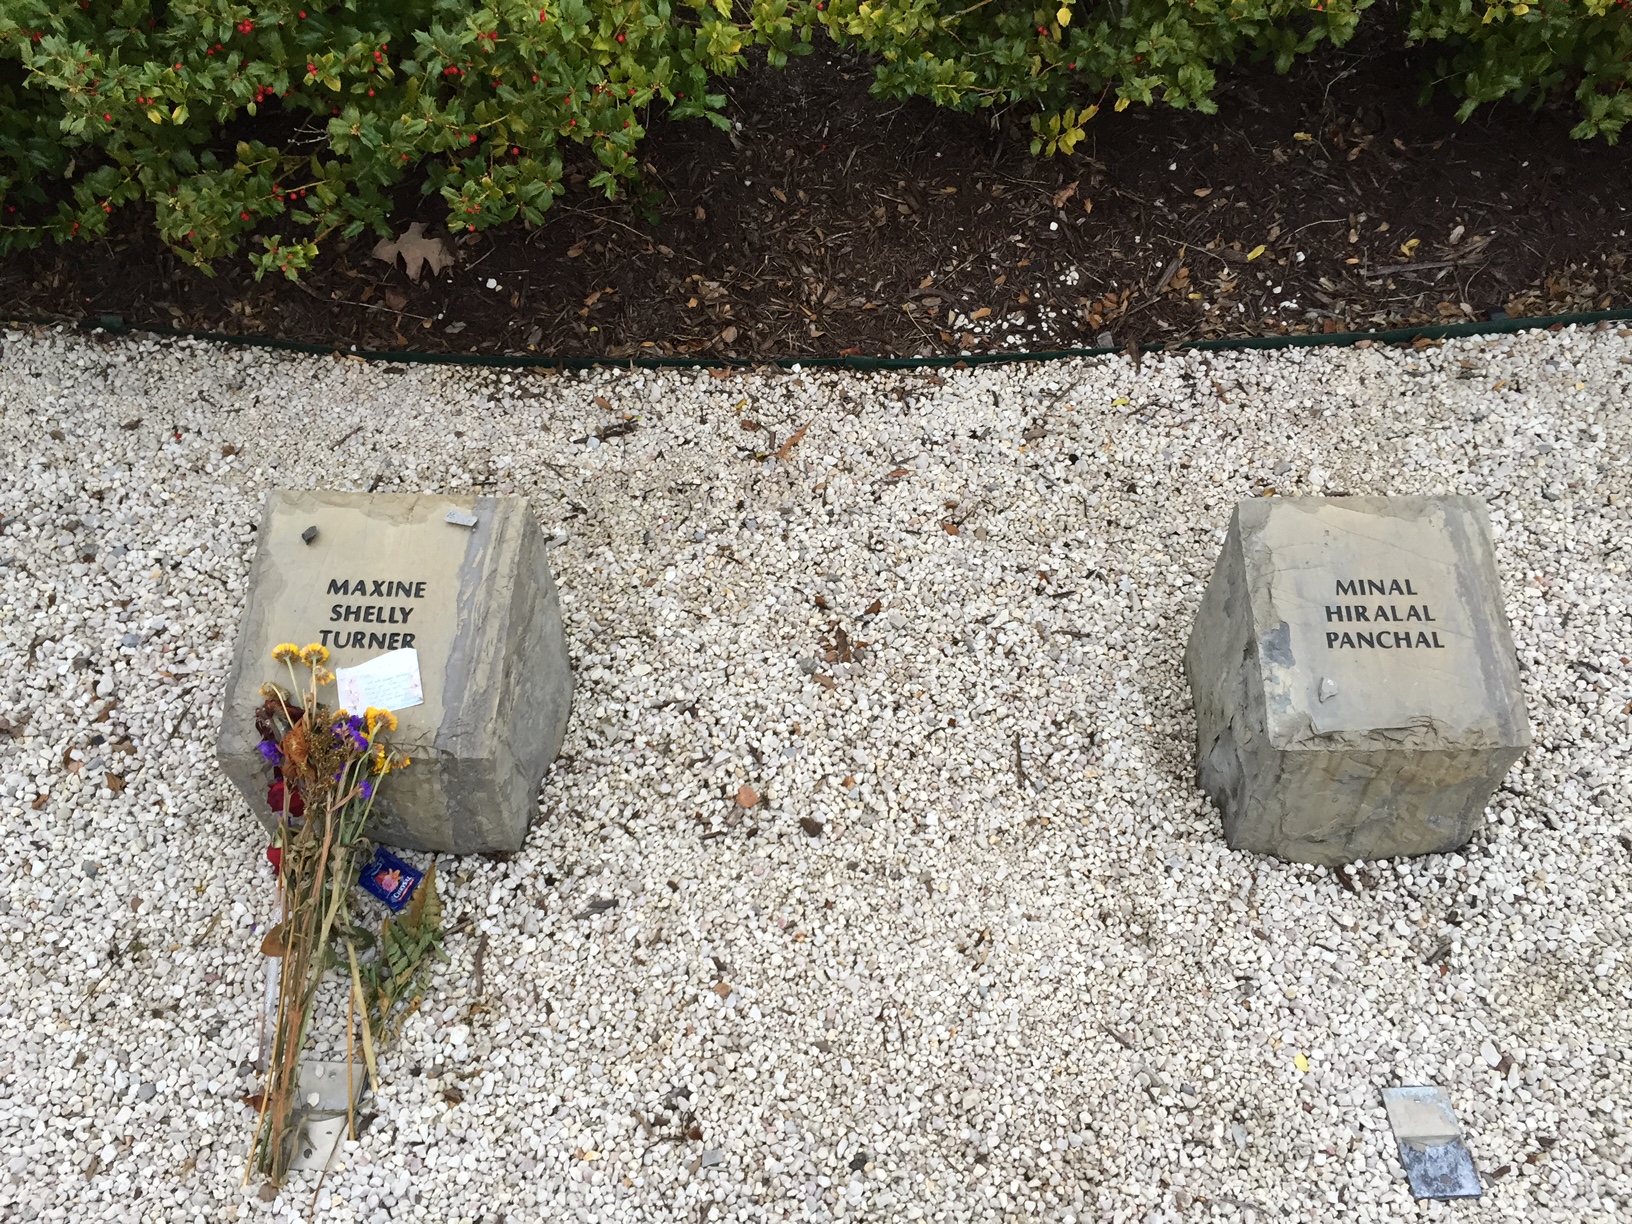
[
  {"xmin": 1184, "ymin": 496, "xmax": 1529, "ymax": 864},
  {"xmin": 218, "ymin": 491, "xmax": 573, "ymax": 854}
]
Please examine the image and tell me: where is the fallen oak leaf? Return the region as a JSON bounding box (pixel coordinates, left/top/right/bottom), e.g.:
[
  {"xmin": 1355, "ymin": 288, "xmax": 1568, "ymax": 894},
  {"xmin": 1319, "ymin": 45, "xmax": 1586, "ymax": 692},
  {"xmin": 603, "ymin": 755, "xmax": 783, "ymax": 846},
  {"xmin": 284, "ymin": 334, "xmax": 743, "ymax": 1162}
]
[
  {"xmin": 372, "ymin": 222, "xmax": 454, "ymax": 283},
  {"xmin": 1051, "ymin": 180, "xmax": 1078, "ymax": 209}
]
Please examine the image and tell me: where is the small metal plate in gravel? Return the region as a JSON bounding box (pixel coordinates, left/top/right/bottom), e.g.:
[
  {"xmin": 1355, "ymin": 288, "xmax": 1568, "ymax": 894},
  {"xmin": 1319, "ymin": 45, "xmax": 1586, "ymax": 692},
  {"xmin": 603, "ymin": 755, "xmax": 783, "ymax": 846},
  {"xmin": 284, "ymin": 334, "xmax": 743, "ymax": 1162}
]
[
  {"xmin": 1383, "ymin": 1085, "xmax": 1482, "ymax": 1199},
  {"xmin": 298, "ymin": 1060, "xmax": 366, "ymax": 1113},
  {"xmin": 445, "ymin": 508, "xmax": 480, "ymax": 528},
  {"xmin": 288, "ymin": 1115, "xmax": 346, "ymax": 1172}
]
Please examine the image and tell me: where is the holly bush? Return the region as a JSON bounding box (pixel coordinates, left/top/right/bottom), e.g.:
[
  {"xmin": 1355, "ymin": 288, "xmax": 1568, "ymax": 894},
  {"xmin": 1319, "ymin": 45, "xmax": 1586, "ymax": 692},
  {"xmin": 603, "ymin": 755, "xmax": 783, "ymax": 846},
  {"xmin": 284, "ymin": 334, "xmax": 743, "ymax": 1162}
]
[
  {"xmin": 0, "ymin": 0, "xmax": 1626, "ymax": 280},
  {"xmin": 1408, "ymin": 0, "xmax": 1632, "ymax": 140},
  {"xmin": 0, "ymin": 0, "xmax": 819, "ymax": 277},
  {"xmin": 809, "ymin": 0, "xmax": 1631, "ymax": 145}
]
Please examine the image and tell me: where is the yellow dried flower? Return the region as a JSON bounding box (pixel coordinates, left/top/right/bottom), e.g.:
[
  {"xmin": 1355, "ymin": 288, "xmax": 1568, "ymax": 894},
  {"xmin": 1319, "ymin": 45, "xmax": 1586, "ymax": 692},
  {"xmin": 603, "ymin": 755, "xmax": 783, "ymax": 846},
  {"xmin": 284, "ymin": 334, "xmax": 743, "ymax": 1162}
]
[
  {"xmin": 393, "ymin": 752, "xmax": 412, "ymax": 771},
  {"xmin": 312, "ymin": 666, "xmax": 336, "ymax": 686},
  {"xmin": 300, "ymin": 643, "xmax": 330, "ymax": 667},
  {"xmin": 366, "ymin": 707, "xmax": 399, "ymax": 735},
  {"xmin": 271, "ymin": 643, "xmax": 301, "ymax": 663},
  {"xmin": 371, "ymin": 746, "xmax": 391, "ymax": 775},
  {"xmin": 258, "ymin": 681, "xmax": 291, "ymax": 700}
]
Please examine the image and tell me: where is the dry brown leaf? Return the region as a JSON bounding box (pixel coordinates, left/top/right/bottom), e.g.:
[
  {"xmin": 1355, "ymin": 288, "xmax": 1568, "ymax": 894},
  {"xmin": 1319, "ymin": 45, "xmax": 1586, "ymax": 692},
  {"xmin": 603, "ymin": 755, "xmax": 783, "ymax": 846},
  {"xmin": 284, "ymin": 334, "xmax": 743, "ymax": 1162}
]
[
  {"xmin": 260, "ymin": 923, "xmax": 287, "ymax": 958},
  {"xmin": 774, "ymin": 422, "xmax": 810, "ymax": 461},
  {"xmin": 31, "ymin": 793, "xmax": 48, "ymax": 810},
  {"xmin": 863, "ymin": 599, "xmax": 882, "ymax": 616},
  {"xmin": 970, "ymin": 307, "xmax": 991, "ymax": 321},
  {"xmin": 1193, "ymin": 187, "xmax": 1213, "ymax": 198},
  {"xmin": 713, "ymin": 981, "xmax": 733, "ymax": 997},
  {"xmin": 105, "ymin": 772, "xmax": 125, "ymax": 793},
  {"xmin": 1052, "ymin": 181, "xmax": 1079, "ymax": 208},
  {"xmin": 800, "ymin": 817, "xmax": 824, "ymax": 837},
  {"xmin": 372, "ymin": 223, "xmax": 454, "ymax": 283},
  {"xmin": 1083, "ymin": 198, "xmax": 1093, "ymax": 215},
  {"xmin": 813, "ymin": 674, "xmax": 836, "ymax": 690},
  {"xmin": 736, "ymin": 784, "xmax": 759, "ymax": 808}
]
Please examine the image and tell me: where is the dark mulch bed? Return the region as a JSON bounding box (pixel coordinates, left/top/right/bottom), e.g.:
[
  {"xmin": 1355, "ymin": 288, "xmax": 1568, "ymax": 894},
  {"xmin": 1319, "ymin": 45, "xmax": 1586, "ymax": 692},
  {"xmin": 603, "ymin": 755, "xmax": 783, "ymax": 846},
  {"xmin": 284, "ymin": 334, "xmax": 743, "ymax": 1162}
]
[{"xmin": 5, "ymin": 33, "xmax": 1631, "ymax": 360}]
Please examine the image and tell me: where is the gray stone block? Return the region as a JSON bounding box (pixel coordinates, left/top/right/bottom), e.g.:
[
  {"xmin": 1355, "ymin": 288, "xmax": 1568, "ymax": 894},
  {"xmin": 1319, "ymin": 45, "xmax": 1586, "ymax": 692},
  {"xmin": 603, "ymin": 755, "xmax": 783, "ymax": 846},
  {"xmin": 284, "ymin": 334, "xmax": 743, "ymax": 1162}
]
[
  {"xmin": 1183, "ymin": 496, "xmax": 1529, "ymax": 864},
  {"xmin": 217, "ymin": 490, "xmax": 572, "ymax": 854}
]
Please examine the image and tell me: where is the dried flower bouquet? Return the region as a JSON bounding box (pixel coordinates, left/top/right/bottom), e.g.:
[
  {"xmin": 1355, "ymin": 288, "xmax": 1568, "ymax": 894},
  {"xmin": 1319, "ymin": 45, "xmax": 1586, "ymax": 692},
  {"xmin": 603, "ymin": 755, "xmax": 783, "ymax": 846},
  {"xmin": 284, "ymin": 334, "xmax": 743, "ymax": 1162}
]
[{"xmin": 247, "ymin": 643, "xmax": 443, "ymax": 1187}]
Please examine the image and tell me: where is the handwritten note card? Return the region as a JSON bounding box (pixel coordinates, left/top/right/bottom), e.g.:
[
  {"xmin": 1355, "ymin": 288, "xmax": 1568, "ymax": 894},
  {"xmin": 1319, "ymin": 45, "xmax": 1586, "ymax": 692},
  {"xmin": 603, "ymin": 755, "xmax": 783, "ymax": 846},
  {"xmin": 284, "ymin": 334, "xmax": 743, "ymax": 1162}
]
[{"xmin": 335, "ymin": 647, "xmax": 425, "ymax": 713}]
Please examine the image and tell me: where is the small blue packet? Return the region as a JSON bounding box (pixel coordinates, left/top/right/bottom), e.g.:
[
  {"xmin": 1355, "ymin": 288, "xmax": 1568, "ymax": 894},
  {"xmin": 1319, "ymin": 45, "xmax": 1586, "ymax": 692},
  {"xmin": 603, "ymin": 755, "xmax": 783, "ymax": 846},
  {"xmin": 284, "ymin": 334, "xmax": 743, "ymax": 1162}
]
[{"xmin": 358, "ymin": 846, "xmax": 424, "ymax": 912}]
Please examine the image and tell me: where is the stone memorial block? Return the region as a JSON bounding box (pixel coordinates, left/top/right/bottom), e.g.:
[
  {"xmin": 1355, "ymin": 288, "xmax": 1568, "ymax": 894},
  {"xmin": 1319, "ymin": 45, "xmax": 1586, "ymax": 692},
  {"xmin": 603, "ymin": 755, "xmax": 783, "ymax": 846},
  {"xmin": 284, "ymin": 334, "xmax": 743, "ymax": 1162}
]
[
  {"xmin": 1184, "ymin": 496, "xmax": 1529, "ymax": 864},
  {"xmin": 218, "ymin": 490, "xmax": 572, "ymax": 854}
]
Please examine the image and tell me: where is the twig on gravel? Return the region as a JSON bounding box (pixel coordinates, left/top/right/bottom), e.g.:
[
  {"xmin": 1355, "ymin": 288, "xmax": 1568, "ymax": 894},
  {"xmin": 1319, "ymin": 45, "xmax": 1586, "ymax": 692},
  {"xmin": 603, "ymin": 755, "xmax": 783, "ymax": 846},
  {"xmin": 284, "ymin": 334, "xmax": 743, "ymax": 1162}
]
[
  {"xmin": 1014, "ymin": 732, "xmax": 1028, "ymax": 792},
  {"xmin": 1211, "ymin": 1195, "xmax": 1271, "ymax": 1216},
  {"xmin": 1422, "ymin": 938, "xmax": 1453, "ymax": 965},
  {"xmin": 472, "ymin": 932, "xmax": 489, "ymax": 1001},
  {"xmin": 1101, "ymin": 1023, "xmax": 1136, "ymax": 1050}
]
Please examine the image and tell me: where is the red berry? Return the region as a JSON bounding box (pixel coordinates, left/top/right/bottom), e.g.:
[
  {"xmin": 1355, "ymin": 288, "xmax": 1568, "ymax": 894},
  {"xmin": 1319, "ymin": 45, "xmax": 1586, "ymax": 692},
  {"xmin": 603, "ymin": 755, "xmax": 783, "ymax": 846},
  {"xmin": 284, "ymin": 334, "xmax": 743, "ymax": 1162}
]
[{"xmin": 102, "ymin": 112, "xmax": 111, "ymax": 120}]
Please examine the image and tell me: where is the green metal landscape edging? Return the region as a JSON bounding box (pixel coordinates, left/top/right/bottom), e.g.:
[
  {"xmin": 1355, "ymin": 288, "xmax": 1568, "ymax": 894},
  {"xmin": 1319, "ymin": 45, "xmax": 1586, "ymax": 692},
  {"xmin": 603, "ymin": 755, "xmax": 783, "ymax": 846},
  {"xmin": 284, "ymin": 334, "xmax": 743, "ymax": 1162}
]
[{"xmin": 22, "ymin": 304, "xmax": 1632, "ymax": 370}]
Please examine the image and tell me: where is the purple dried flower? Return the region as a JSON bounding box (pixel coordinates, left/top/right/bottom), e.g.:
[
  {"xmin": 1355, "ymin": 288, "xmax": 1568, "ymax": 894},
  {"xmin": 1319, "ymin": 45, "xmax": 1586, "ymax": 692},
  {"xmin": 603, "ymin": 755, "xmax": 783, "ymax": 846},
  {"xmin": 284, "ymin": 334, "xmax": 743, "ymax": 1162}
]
[
  {"xmin": 257, "ymin": 740, "xmax": 283, "ymax": 766},
  {"xmin": 359, "ymin": 779, "xmax": 375, "ymax": 800}
]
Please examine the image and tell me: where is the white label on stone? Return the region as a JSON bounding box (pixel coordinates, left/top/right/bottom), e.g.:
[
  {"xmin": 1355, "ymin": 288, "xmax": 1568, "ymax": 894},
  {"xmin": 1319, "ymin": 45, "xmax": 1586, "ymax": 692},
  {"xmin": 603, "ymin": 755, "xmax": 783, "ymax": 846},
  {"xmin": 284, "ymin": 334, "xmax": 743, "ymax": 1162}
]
[{"xmin": 335, "ymin": 648, "xmax": 424, "ymax": 713}]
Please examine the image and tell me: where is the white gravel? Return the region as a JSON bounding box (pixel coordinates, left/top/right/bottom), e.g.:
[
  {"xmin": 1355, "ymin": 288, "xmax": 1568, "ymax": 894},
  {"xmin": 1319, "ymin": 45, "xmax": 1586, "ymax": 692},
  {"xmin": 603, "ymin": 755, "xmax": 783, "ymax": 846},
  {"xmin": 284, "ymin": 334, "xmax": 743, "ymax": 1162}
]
[{"xmin": 1, "ymin": 323, "xmax": 1629, "ymax": 1224}]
